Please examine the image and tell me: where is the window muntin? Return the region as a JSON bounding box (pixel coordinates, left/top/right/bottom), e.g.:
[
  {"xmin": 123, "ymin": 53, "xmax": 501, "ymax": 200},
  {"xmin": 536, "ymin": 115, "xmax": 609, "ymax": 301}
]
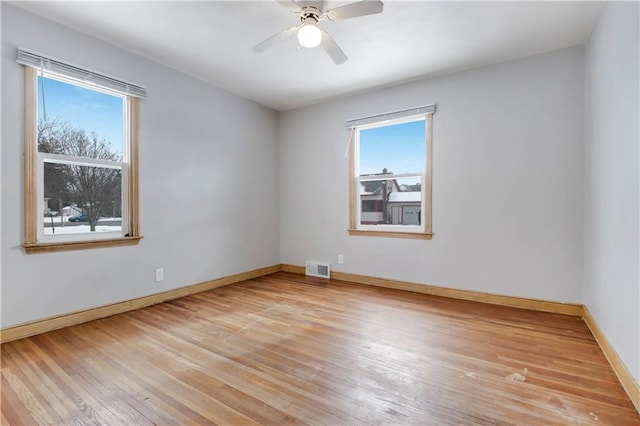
[{"xmin": 350, "ymin": 113, "xmax": 432, "ymax": 238}]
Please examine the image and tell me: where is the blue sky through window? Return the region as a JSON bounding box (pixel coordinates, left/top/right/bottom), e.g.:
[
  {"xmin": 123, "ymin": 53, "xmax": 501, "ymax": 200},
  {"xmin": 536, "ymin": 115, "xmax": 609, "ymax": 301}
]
[
  {"xmin": 37, "ymin": 76, "xmax": 123, "ymax": 156},
  {"xmin": 359, "ymin": 119, "xmax": 425, "ymax": 176}
]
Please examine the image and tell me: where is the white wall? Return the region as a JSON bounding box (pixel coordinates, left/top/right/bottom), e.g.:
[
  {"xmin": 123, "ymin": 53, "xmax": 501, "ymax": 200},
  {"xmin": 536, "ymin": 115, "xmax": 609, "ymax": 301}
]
[
  {"xmin": 1, "ymin": 4, "xmax": 281, "ymax": 327},
  {"xmin": 280, "ymin": 47, "xmax": 585, "ymax": 303},
  {"xmin": 584, "ymin": 2, "xmax": 639, "ymax": 382}
]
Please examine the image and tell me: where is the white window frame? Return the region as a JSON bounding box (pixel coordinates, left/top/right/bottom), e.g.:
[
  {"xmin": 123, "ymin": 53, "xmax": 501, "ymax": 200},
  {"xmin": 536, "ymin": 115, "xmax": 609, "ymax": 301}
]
[
  {"xmin": 22, "ymin": 66, "xmax": 142, "ymax": 253},
  {"xmin": 349, "ymin": 113, "xmax": 433, "ymax": 240},
  {"xmin": 35, "ymin": 71, "xmax": 130, "ymax": 243},
  {"xmin": 37, "ymin": 155, "xmax": 129, "ymax": 243}
]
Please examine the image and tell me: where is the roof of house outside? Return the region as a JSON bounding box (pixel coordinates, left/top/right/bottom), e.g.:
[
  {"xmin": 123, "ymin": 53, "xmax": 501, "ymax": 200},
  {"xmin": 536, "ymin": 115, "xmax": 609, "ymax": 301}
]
[
  {"xmin": 360, "ymin": 181, "xmax": 385, "ymax": 195},
  {"xmin": 360, "ymin": 173, "xmax": 416, "ymax": 196},
  {"xmin": 360, "ymin": 169, "xmax": 403, "ymax": 195},
  {"xmin": 389, "ymin": 192, "xmax": 421, "ymax": 202}
]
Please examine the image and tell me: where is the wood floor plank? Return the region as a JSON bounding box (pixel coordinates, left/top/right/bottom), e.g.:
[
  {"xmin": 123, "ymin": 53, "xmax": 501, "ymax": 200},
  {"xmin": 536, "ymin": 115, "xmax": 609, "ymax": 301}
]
[
  {"xmin": 4, "ymin": 348, "xmax": 73, "ymax": 425},
  {"xmin": 0, "ymin": 390, "xmax": 31, "ymax": 425},
  {"xmin": 1, "ymin": 367, "xmax": 45, "ymax": 425},
  {"xmin": 59, "ymin": 326, "xmax": 204, "ymax": 425},
  {"xmin": 1, "ymin": 272, "xmax": 638, "ymax": 425},
  {"xmin": 34, "ymin": 332, "xmax": 157, "ymax": 425},
  {"xmin": 76, "ymin": 321, "xmax": 256, "ymax": 425},
  {"xmin": 115, "ymin": 315, "xmax": 352, "ymax": 425}
]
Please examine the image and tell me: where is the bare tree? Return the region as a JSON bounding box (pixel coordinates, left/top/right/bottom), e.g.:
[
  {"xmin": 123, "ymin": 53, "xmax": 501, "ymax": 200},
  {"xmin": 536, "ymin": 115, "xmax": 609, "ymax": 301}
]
[
  {"xmin": 38, "ymin": 119, "xmax": 121, "ymax": 232},
  {"xmin": 39, "ymin": 119, "xmax": 71, "ymax": 218}
]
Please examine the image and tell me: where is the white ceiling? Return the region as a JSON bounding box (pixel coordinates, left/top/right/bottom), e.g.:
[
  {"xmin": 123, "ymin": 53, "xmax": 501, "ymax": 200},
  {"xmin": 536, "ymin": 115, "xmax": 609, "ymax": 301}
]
[{"xmin": 14, "ymin": 1, "xmax": 603, "ymax": 111}]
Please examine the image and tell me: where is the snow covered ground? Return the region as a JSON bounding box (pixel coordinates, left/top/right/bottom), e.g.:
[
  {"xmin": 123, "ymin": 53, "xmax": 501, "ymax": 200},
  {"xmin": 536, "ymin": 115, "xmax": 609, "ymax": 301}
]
[
  {"xmin": 43, "ymin": 225, "xmax": 122, "ymax": 235},
  {"xmin": 43, "ymin": 217, "xmax": 122, "ymax": 235},
  {"xmin": 46, "ymin": 216, "xmax": 121, "ymax": 223}
]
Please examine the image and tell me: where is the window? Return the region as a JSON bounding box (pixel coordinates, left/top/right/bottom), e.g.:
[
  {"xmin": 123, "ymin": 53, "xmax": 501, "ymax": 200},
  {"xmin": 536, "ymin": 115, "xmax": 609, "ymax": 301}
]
[
  {"xmin": 20, "ymin": 49, "xmax": 144, "ymax": 253},
  {"xmin": 348, "ymin": 109, "xmax": 433, "ymax": 239},
  {"xmin": 361, "ymin": 200, "xmax": 382, "ymax": 213}
]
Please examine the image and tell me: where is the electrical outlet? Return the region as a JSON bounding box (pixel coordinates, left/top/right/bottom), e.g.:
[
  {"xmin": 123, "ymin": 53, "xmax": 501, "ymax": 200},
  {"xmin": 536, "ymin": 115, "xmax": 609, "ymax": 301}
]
[
  {"xmin": 338, "ymin": 254, "xmax": 344, "ymax": 264},
  {"xmin": 155, "ymin": 268, "xmax": 164, "ymax": 282}
]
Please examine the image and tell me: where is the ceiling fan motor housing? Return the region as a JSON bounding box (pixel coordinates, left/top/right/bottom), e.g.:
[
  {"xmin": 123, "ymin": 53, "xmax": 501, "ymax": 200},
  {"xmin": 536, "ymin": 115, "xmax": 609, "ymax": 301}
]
[{"xmin": 299, "ymin": 5, "xmax": 323, "ymax": 23}]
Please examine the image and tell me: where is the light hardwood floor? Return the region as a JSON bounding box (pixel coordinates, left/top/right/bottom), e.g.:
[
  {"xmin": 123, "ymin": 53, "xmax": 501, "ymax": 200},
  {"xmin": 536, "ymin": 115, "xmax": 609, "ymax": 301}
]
[{"xmin": 1, "ymin": 272, "xmax": 638, "ymax": 425}]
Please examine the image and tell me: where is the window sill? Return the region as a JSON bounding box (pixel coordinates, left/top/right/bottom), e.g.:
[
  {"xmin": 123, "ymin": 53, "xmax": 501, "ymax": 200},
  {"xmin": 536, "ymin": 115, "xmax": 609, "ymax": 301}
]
[
  {"xmin": 348, "ymin": 229, "xmax": 433, "ymax": 240},
  {"xmin": 23, "ymin": 236, "xmax": 143, "ymax": 254}
]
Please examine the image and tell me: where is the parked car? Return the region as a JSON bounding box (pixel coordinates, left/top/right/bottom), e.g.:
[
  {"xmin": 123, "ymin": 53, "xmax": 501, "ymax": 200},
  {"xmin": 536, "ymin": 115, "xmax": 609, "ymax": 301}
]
[{"xmin": 68, "ymin": 214, "xmax": 88, "ymax": 222}]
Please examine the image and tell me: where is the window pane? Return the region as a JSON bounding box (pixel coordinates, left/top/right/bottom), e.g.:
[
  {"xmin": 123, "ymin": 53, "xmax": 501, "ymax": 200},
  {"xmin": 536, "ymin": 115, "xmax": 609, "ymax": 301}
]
[
  {"xmin": 43, "ymin": 162, "xmax": 122, "ymax": 236},
  {"xmin": 359, "ymin": 119, "xmax": 425, "ymax": 176},
  {"xmin": 37, "ymin": 75, "xmax": 123, "ymax": 160},
  {"xmin": 359, "ymin": 177, "xmax": 422, "ymax": 226}
]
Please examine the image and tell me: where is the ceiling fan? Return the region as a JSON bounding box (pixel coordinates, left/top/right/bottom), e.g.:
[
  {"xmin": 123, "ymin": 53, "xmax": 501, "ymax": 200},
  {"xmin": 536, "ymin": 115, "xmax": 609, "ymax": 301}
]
[{"xmin": 253, "ymin": 0, "xmax": 384, "ymax": 65}]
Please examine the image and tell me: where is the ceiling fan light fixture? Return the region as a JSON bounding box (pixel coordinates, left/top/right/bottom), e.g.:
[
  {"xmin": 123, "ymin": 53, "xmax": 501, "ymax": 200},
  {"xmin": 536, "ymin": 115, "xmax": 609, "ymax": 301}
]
[
  {"xmin": 297, "ymin": 19, "xmax": 322, "ymax": 48},
  {"xmin": 254, "ymin": 0, "xmax": 384, "ymax": 64}
]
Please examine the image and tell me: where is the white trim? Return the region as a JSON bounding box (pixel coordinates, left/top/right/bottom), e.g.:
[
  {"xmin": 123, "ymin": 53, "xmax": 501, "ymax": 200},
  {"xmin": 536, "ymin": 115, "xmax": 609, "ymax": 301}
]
[
  {"xmin": 36, "ymin": 152, "xmax": 126, "ymax": 242},
  {"xmin": 39, "ymin": 230, "xmax": 123, "ymax": 243},
  {"xmin": 121, "ymin": 164, "xmax": 130, "ymax": 236},
  {"xmin": 358, "ymin": 224, "xmax": 423, "ymax": 233},
  {"xmin": 36, "ymin": 157, "xmax": 45, "ymax": 241},
  {"xmin": 37, "ymin": 69, "xmax": 129, "ymax": 101},
  {"xmin": 359, "ymin": 172, "xmax": 423, "ymax": 182},
  {"xmin": 120, "ymin": 97, "xmax": 131, "ymax": 235},
  {"xmin": 41, "ymin": 153, "xmax": 124, "ymax": 169},
  {"xmin": 122, "ymin": 97, "xmax": 131, "ymax": 163},
  {"xmin": 34, "ymin": 69, "xmax": 130, "ymax": 242}
]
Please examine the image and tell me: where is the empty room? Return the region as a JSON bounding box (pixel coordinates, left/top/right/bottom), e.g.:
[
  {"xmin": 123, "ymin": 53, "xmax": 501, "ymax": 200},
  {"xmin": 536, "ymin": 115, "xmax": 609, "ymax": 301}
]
[{"xmin": 1, "ymin": 0, "xmax": 639, "ymax": 424}]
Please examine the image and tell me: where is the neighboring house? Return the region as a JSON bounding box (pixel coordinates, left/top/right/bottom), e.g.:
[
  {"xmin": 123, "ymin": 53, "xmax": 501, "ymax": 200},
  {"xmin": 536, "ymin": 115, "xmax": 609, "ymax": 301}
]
[
  {"xmin": 62, "ymin": 205, "xmax": 82, "ymax": 217},
  {"xmin": 359, "ymin": 169, "xmax": 419, "ymax": 225},
  {"xmin": 43, "ymin": 198, "xmax": 52, "ymax": 216},
  {"xmin": 388, "ymin": 191, "xmax": 421, "ymax": 225},
  {"xmin": 43, "ymin": 198, "xmax": 60, "ymax": 216},
  {"xmin": 360, "ymin": 169, "xmax": 398, "ymax": 224}
]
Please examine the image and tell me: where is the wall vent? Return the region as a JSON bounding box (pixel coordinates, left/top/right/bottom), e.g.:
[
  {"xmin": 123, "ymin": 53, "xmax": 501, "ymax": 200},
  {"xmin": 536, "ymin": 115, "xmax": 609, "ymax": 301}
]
[{"xmin": 305, "ymin": 261, "xmax": 330, "ymax": 279}]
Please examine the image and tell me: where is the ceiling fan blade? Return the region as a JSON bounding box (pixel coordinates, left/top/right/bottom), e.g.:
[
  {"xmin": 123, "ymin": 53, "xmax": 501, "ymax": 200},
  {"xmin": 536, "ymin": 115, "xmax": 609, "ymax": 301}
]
[
  {"xmin": 320, "ymin": 30, "xmax": 348, "ymax": 64},
  {"xmin": 326, "ymin": 0, "xmax": 383, "ymax": 21},
  {"xmin": 253, "ymin": 26, "xmax": 299, "ymax": 53},
  {"xmin": 277, "ymin": 0, "xmax": 302, "ymax": 13}
]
